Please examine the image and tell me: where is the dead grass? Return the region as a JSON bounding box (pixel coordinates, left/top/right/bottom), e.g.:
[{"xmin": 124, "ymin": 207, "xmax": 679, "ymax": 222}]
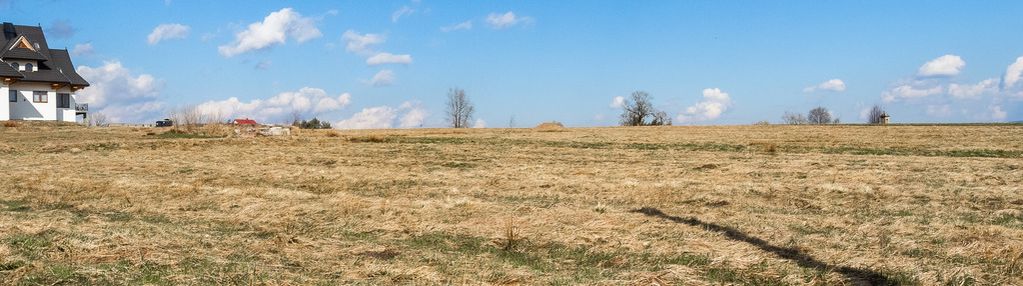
[{"xmin": 1, "ymin": 125, "xmax": 1021, "ymax": 284}]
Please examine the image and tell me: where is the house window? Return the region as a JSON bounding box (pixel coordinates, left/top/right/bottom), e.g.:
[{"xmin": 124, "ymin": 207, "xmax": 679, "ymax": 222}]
[
  {"xmin": 11, "ymin": 63, "xmax": 19, "ymax": 71},
  {"xmin": 32, "ymin": 91, "xmax": 47, "ymax": 103},
  {"xmin": 25, "ymin": 63, "xmax": 33, "ymax": 72},
  {"xmin": 8, "ymin": 90, "xmax": 16, "ymax": 102},
  {"xmin": 57, "ymin": 93, "xmax": 71, "ymax": 108}
]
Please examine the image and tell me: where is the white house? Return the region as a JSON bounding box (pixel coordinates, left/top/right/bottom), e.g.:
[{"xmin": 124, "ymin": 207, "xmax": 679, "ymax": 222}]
[{"xmin": 1, "ymin": 22, "xmax": 90, "ymax": 122}]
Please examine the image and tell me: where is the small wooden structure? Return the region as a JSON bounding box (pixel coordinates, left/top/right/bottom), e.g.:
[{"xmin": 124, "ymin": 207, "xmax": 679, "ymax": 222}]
[
  {"xmin": 232, "ymin": 118, "xmax": 260, "ymax": 136},
  {"xmin": 880, "ymin": 112, "xmax": 890, "ymax": 125},
  {"xmin": 232, "ymin": 118, "xmax": 258, "ymax": 125}
]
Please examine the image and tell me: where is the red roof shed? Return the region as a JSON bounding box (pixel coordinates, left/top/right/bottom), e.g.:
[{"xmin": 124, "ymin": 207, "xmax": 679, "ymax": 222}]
[{"xmin": 233, "ymin": 118, "xmax": 258, "ymax": 125}]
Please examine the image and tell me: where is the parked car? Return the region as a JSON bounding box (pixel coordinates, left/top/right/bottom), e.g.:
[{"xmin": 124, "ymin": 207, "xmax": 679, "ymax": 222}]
[{"xmin": 156, "ymin": 119, "xmax": 174, "ymax": 127}]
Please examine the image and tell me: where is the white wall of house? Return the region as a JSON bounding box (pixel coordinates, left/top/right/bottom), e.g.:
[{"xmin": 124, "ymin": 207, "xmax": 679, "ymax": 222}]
[
  {"xmin": 6, "ymin": 82, "xmax": 76, "ymax": 122},
  {"xmin": 58, "ymin": 87, "xmax": 77, "ymax": 122},
  {"xmin": 0, "ymin": 84, "xmax": 9, "ymax": 120}
]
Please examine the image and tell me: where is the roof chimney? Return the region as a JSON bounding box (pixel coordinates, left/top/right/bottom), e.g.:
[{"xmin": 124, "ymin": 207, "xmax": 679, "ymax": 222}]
[{"xmin": 3, "ymin": 22, "xmax": 15, "ymax": 38}]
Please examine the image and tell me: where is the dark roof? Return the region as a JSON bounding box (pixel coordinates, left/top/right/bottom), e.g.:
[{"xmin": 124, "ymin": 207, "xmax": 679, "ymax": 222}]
[
  {"xmin": 47, "ymin": 49, "xmax": 89, "ymax": 86},
  {"xmin": 0, "ymin": 61, "xmax": 21, "ymax": 78},
  {"xmin": 0, "ymin": 22, "xmax": 88, "ymax": 86},
  {"xmin": 3, "ymin": 47, "xmax": 48, "ymax": 60},
  {"xmin": 19, "ymin": 69, "xmax": 72, "ymax": 83}
]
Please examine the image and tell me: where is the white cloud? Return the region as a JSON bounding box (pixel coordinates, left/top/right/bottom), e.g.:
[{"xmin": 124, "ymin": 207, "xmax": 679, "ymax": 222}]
[
  {"xmin": 399, "ymin": 102, "xmax": 428, "ymax": 128},
  {"xmin": 926, "ymin": 105, "xmax": 953, "ymax": 117},
  {"xmin": 341, "ymin": 31, "xmax": 413, "ymax": 67},
  {"xmin": 948, "ymin": 78, "xmax": 999, "ymax": 99},
  {"xmin": 342, "ymin": 30, "xmax": 385, "ymax": 55},
  {"xmin": 990, "ymin": 105, "xmax": 1008, "ymax": 121},
  {"xmin": 803, "ymin": 79, "xmax": 846, "ymax": 92},
  {"xmin": 335, "ymin": 106, "xmax": 397, "ymax": 129},
  {"xmin": 218, "ymin": 8, "xmax": 321, "ymax": 57},
  {"xmin": 46, "ymin": 20, "xmax": 75, "ymax": 39},
  {"xmin": 200, "ymin": 32, "xmax": 217, "ymax": 43},
  {"xmin": 610, "ymin": 96, "xmax": 625, "ymax": 108},
  {"xmin": 441, "ymin": 21, "xmax": 473, "ymax": 32},
  {"xmin": 858, "ymin": 107, "xmax": 872, "ymax": 121},
  {"xmin": 676, "ymin": 88, "xmax": 732, "ymax": 123},
  {"xmin": 75, "ymin": 61, "xmax": 164, "ymax": 123},
  {"xmin": 334, "ymin": 102, "xmax": 429, "ymax": 129},
  {"xmin": 881, "ymin": 84, "xmax": 944, "ymax": 102},
  {"xmin": 366, "ymin": 52, "xmax": 413, "ymax": 65},
  {"xmin": 254, "ymin": 60, "xmax": 272, "ymax": 70},
  {"xmin": 486, "ymin": 11, "xmax": 532, "ymax": 29},
  {"xmin": 392, "ymin": 6, "xmax": 415, "ymax": 22},
  {"xmin": 368, "ymin": 70, "xmax": 395, "ymax": 87},
  {"xmin": 918, "ymin": 54, "xmax": 965, "ymax": 77},
  {"xmin": 71, "ymin": 43, "xmax": 94, "ymax": 56},
  {"xmin": 1004, "ymin": 56, "xmax": 1023, "ymax": 89},
  {"xmin": 147, "ymin": 23, "xmax": 190, "ymax": 45},
  {"xmin": 195, "ymin": 87, "xmax": 350, "ymax": 123},
  {"xmin": 473, "ymin": 118, "xmax": 487, "ymax": 128}
]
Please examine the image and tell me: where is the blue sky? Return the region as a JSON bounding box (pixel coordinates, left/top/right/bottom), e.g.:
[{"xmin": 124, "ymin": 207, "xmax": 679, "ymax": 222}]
[{"xmin": 3, "ymin": 1, "xmax": 1022, "ymax": 126}]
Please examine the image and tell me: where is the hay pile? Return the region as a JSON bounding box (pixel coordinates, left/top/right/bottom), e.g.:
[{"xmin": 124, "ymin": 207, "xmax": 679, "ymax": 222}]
[{"xmin": 534, "ymin": 121, "xmax": 566, "ymax": 131}]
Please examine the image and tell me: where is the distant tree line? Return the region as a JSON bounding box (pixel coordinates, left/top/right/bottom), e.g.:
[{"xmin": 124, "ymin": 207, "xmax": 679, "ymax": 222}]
[
  {"xmin": 782, "ymin": 107, "xmax": 840, "ymax": 125},
  {"xmin": 293, "ymin": 118, "xmax": 332, "ymax": 129},
  {"xmin": 780, "ymin": 105, "xmax": 888, "ymax": 125},
  {"xmin": 440, "ymin": 88, "xmax": 893, "ymax": 128}
]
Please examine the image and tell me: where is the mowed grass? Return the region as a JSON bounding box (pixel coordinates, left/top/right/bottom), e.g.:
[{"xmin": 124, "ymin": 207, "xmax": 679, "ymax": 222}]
[{"xmin": 1, "ymin": 123, "xmax": 1022, "ymax": 285}]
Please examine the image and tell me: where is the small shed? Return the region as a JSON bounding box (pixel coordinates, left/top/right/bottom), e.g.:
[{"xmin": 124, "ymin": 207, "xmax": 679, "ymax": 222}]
[
  {"xmin": 232, "ymin": 118, "xmax": 260, "ymax": 136},
  {"xmin": 233, "ymin": 118, "xmax": 258, "ymax": 125},
  {"xmin": 880, "ymin": 113, "xmax": 890, "ymax": 125}
]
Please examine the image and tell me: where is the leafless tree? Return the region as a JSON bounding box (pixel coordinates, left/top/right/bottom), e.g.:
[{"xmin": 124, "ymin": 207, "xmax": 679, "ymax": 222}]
[
  {"xmin": 866, "ymin": 105, "xmax": 887, "ymax": 124},
  {"xmin": 620, "ymin": 91, "xmax": 671, "ymax": 126},
  {"xmin": 782, "ymin": 112, "xmax": 807, "ymax": 125},
  {"xmin": 169, "ymin": 105, "xmax": 224, "ymax": 130},
  {"xmin": 651, "ymin": 111, "xmax": 672, "ymax": 126},
  {"xmin": 446, "ymin": 88, "xmax": 474, "ymax": 128},
  {"xmin": 808, "ymin": 107, "xmax": 837, "ymax": 125},
  {"xmin": 89, "ymin": 113, "xmax": 109, "ymax": 127}
]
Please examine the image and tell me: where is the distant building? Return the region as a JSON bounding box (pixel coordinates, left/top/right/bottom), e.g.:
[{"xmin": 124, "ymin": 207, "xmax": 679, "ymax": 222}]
[
  {"xmin": 880, "ymin": 112, "xmax": 890, "ymax": 125},
  {"xmin": 1, "ymin": 22, "xmax": 90, "ymax": 122},
  {"xmin": 232, "ymin": 118, "xmax": 258, "ymax": 125}
]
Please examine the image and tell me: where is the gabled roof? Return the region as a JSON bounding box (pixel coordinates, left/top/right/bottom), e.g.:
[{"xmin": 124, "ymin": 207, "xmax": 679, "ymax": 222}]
[
  {"xmin": 2, "ymin": 24, "xmax": 50, "ymax": 60},
  {"xmin": 233, "ymin": 119, "xmax": 259, "ymax": 125},
  {"xmin": 0, "ymin": 22, "xmax": 88, "ymax": 87}
]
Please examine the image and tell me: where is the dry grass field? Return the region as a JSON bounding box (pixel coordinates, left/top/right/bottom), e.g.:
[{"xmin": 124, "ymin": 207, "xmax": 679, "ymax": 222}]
[{"xmin": 1, "ymin": 122, "xmax": 1022, "ymax": 285}]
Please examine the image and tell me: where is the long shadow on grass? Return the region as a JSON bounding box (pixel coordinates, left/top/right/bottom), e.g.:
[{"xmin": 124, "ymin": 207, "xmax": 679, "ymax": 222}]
[{"xmin": 631, "ymin": 207, "xmax": 894, "ymax": 285}]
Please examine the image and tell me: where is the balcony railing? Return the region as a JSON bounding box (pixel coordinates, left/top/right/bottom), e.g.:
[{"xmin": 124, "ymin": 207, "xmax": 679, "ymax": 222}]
[{"xmin": 75, "ymin": 103, "xmax": 88, "ymax": 113}]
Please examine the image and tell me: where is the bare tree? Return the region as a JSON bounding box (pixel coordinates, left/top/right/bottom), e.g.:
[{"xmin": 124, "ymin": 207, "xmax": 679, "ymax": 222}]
[
  {"xmin": 807, "ymin": 107, "xmax": 835, "ymax": 125},
  {"xmin": 620, "ymin": 91, "xmax": 667, "ymax": 126},
  {"xmin": 651, "ymin": 111, "xmax": 672, "ymax": 126},
  {"xmin": 446, "ymin": 88, "xmax": 474, "ymax": 128},
  {"xmin": 782, "ymin": 112, "xmax": 807, "ymax": 125},
  {"xmin": 866, "ymin": 105, "xmax": 887, "ymax": 124},
  {"xmin": 169, "ymin": 105, "xmax": 224, "ymax": 131},
  {"xmin": 88, "ymin": 113, "xmax": 109, "ymax": 127}
]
